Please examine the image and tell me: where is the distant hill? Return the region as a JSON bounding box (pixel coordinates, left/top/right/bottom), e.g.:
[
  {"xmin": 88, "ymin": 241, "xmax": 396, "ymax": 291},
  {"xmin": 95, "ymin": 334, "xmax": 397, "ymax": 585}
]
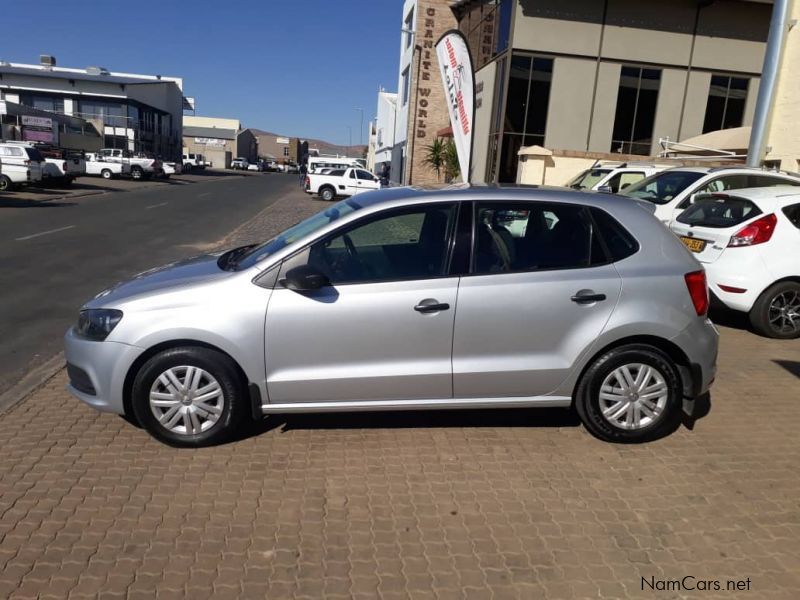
[{"xmin": 250, "ymin": 129, "xmax": 366, "ymax": 158}]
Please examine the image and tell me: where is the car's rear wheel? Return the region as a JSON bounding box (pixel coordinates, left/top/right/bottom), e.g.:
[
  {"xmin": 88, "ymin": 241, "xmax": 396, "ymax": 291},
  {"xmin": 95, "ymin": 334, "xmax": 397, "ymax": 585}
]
[
  {"xmin": 320, "ymin": 186, "xmax": 335, "ymax": 201},
  {"xmin": 749, "ymin": 281, "xmax": 800, "ymax": 339},
  {"xmin": 131, "ymin": 347, "xmax": 247, "ymax": 447},
  {"xmin": 131, "ymin": 166, "xmax": 143, "ymax": 180},
  {"xmin": 575, "ymin": 345, "xmax": 683, "ymax": 443},
  {"xmin": 101, "ymin": 169, "xmax": 113, "ymax": 180},
  {"xmin": 0, "ymin": 175, "xmax": 13, "ymax": 191}
]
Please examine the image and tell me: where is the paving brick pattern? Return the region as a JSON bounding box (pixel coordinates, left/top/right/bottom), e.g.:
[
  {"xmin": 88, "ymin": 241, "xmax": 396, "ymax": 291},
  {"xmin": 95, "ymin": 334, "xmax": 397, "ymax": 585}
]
[{"xmin": 1, "ymin": 186, "xmax": 799, "ymax": 599}]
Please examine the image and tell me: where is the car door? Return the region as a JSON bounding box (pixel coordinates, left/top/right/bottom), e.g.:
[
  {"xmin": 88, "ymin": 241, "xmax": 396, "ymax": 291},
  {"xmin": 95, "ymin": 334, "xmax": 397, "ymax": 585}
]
[
  {"xmin": 452, "ymin": 201, "xmax": 622, "ymax": 398},
  {"xmin": 344, "ymin": 169, "xmax": 362, "ymax": 195},
  {"xmin": 355, "ymin": 169, "xmax": 380, "ymax": 193},
  {"xmin": 264, "ymin": 202, "xmax": 460, "ymax": 403}
]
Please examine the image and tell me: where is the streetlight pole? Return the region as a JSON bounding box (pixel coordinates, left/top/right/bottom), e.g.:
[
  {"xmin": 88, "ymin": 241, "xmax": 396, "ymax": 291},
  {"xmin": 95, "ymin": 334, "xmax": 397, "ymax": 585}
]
[
  {"xmin": 347, "ymin": 126, "xmax": 352, "ymax": 151},
  {"xmin": 354, "ymin": 107, "xmax": 364, "ymax": 147}
]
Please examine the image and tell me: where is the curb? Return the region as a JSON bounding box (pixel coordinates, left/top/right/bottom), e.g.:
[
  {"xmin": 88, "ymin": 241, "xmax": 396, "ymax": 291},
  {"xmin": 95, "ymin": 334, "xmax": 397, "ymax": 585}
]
[{"xmin": 0, "ymin": 352, "xmax": 66, "ymax": 414}]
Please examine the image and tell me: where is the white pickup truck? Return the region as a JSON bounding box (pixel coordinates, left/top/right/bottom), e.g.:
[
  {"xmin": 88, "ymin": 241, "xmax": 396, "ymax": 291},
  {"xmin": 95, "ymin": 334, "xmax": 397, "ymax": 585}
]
[
  {"xmin": 85, "ymin": 153, "xmax": 131, "ymax": 179},
  {"xmin": 96, "ymin": 149, "xmax": 162, "ymax": 180},
  {"xmin": 39, "ymin": 148, "xmax": 86, "ymax": 187},
  {"xmin": 304, "ymin": 167, "xmax": 381, "ymax": 201}
]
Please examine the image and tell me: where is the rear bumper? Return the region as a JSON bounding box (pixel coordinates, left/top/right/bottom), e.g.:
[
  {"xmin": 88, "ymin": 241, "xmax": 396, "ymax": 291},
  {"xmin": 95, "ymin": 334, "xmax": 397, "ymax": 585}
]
[{"xmin": 671, "ymin": 318, "xmax": 719, "ymax": 398}]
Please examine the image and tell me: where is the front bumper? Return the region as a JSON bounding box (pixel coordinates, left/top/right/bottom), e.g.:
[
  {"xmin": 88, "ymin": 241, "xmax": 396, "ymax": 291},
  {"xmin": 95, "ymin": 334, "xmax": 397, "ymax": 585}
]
[{"xmin": 63, "ymin": 327, "xmax": 143, "ymax": 415}]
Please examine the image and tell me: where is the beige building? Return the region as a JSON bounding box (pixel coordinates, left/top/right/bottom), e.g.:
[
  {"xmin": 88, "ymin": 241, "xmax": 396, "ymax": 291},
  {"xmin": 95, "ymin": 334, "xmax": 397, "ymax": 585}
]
[
  {"xmin": 763, "ymin": 0, "xmax": 800, "ymax": 170},
  {"xmin": 182, "ymin": 115, "xmax": 257, "ymax": 168},
  {"xmin": 255, "ymin": 134, "xmax": 308, "ymax": 165},
  {"xmin": 453, "ymin": 0, "xmax": 774, "ymax": 183}
]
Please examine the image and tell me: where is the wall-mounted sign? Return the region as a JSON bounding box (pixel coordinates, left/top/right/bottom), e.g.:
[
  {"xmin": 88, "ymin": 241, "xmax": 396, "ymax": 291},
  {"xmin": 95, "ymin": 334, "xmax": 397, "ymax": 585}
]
[
  {"xmin": 194, "ymin": 137, "xmax": 226, "ymax": 146},
  {"xmin": 21, "ymin": 115, "xmax": 53, "ymax": 129},
  {"xmin": 276, "ymin": 137, "xmax": 290, "ymax": 144},
  {"xmin": 22, "ymin": 129, "xmax": 54, "ymax": 143}
]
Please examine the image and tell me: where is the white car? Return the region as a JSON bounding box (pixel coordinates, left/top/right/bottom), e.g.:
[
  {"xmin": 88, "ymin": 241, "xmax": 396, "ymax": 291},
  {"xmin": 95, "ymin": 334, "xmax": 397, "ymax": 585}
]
[
  {"xmin": 230, "ymin": 157, "xmax": 249, "ymax": 170},
  {"xmin": 85, "ymin": 153, "xmax": 131, "ymax": 179},
  {"xmin": 670, "ymin": 186, "xmax": 800, "ymax": 339},
  {"xmin": 0, "ymin": 142, "xmax": 45, "ymax": 190},
  {"xmin": 623, "ymin": 166, "xmax": 800, "ymax": 226},
  {"xmin": 304, "ymin": 167, "xmax": 380, "ymax": 201},
  {"xmin": 96, "ymin": 149, "xmax": 162, "ymax": 180},
  {"xmin": 566, "ymin": 162, "xmax": 666, "ymax": 193},
  {"xmin": 182, "ymin": 153, "xmax": 207, "ymax": 172},
  {"xmin": 161, "ymin": 162, "xmax": 181, "ymax": 177}
]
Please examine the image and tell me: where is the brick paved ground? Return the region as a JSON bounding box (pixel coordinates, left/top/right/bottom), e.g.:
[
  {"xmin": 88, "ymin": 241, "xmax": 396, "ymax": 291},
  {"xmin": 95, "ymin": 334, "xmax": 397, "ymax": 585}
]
[{"xmin": 0, "ymin": 187, "xmax": 798, "ymax": 599}]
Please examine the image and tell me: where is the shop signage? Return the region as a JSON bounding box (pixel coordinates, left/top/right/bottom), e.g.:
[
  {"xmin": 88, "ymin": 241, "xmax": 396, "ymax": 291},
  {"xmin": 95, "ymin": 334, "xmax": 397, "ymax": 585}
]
[
  {"xmin": 21, "ymin": 115, "xmax": 53, "ymax": 128},
  {"xmin": 435, "ymin": 30, "xmax": 474, "ymax": 183},
  {"xmin": 276, "ymin": 137, "xmax": 290, "ymax": 144},
  {"xmin": 194, "ymin": 137, "xmax": 225, "ymax": 146},
  {"xmin": 22, "ymin": 129, "xmax": 54, "ymax": 143},
  {"xmin": 414, "ymin": 6, "xmax": 438, "ymax": 140}
]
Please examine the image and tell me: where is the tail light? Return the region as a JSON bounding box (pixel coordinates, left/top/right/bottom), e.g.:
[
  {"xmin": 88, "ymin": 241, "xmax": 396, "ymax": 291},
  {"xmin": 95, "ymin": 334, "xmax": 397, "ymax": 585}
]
[
  {"xmin": 684, "ymin": 270, "xmax": 709, "ymax": 316},
  {"xmin": 305, "ymin": 177, "xmax": 310, "ymax": 186},
  {"xmin": 728, "ymin": 213, "xmax": 777, "ymax": 247},
  {"xmin": 23, "ymin": 159, "xmax": 31, "ymax": 166}
]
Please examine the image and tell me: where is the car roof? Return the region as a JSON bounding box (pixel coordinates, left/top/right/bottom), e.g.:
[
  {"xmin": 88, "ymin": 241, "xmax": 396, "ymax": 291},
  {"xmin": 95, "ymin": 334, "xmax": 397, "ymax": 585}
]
[
  {"xmin": 349, "ymin": 183, "xmax": 649, "ymax": 212},
  {"xmin": 699, "ymin": 185, "xmax": 800, "ymax": 202}
]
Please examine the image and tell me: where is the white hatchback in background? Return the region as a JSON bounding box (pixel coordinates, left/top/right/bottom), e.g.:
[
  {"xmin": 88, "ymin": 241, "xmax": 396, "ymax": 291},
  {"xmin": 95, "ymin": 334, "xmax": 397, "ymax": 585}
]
[
  {"xmin": 623, "ymin": 166, "xmax": 800, "ymax": 227},
  {"xmin": 0, "ymin": 142, "xmax": 45, "ymax": 190},
  {"xmin": 566, "ymin": 162, "xmax": 667, "ymax": 193},
  {"xmin": 671, "ymin": 187, "xmax": 800, "ymax": 339}
]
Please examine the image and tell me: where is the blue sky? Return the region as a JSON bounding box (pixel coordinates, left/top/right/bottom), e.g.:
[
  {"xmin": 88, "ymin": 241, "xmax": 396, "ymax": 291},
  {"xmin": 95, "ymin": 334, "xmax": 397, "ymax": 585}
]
[{"xmin": 2, "ymin": 0, "xmax": 402, "ymax": 146}]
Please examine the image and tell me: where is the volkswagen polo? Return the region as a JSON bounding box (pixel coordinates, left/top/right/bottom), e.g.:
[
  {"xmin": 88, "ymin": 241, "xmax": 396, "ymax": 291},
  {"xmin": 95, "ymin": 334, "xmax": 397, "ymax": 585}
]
[{"xmin": 64, "ymin": 186, "xmax": 718, "ymax": 446}]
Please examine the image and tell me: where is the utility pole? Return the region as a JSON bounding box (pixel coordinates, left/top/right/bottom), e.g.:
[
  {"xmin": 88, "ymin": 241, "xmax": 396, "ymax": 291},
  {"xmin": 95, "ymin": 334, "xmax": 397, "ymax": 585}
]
[{"xmin": 355, "ymin": 107, "xmax": 364, "ymax": 147}]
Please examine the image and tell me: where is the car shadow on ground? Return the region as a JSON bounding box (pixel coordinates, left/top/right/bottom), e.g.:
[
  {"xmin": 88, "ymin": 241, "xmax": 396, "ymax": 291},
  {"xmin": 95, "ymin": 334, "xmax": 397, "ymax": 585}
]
[
  {"xmin": 230, "ymin": 406, "xmax": 582, "ymax": 443},
  {"xmin": 774, "ymin": 360, "xmax": 800, "ymax": 380},
  {"xmin": 709, "ymin": 307, "xmax": 752, "ymax": 332},
  {"xmin": 0, "ymin": 197, "xmax": 77, "ymax": 208}
]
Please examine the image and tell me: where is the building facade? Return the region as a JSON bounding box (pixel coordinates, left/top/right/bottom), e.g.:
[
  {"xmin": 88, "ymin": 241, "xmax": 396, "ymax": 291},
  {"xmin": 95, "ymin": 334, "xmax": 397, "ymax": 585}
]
[
  {"xmin": 454, "ymin": 0, "xmax": 772, "ymax": 182},
  {"xmin": 390, "ymin": 0, "xmax": 458, "ymax": 185},
  {"xmin": 255, "ymin": 134, "xmax": 308, "ymax": 165},
  {"xmin": 0, "ymin": 58, "xmax": 187, "ymax": 159},
  {"xmin": 373, "ymin": 89, "xmax": 398, "ymax": 176}
]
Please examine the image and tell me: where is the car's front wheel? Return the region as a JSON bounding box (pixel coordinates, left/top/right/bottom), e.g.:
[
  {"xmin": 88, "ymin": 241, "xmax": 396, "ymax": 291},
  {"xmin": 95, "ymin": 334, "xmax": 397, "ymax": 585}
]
[
  {"xmin": 749, "ymin": 281, "xmax": 800, "ymax": 339},
  {"xmin": 575, "ymin": 345, "xmax": 683, "ymax": 443},
  {"xmin": 131, "ymin": 346, "xmax": 248, "ymax": 447},
  {"xmin": 320, "ymin": 186, "xmax": 335, "ymax": 201}
]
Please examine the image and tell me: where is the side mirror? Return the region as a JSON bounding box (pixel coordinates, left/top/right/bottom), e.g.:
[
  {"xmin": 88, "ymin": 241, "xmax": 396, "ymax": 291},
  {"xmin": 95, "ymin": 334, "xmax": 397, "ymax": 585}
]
[
  {"xmin": 280, "ymin": 265, "xmax": 330, "ymax": 291},
  {"xmin": 597, "ymin": 185, "xmax": 613, "ymax": 194}
]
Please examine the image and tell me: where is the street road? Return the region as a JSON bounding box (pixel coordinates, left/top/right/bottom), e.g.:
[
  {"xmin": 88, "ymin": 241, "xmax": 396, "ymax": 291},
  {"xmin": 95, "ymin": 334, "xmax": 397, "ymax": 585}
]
[{"xmin": 0, "ymin": 173, "xmax": 298, "ymax": 396}]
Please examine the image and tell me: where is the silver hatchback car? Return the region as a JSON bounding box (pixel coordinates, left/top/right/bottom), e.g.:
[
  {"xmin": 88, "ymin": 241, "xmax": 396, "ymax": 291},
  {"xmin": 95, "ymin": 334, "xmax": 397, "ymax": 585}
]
[{"xmin": 65, "ymin": 186, "xmax": 718, "ymax": 446}]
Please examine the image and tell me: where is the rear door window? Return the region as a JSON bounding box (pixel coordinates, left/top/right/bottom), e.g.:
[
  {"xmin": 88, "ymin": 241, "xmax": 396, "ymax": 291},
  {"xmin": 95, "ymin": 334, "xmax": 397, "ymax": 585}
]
[
  {"xmin": 473, "ymin": 202, "xmax": 604, "ymax": 274},
  {"xmin": 677, "ymin": 196, "xmax": 762, "ymax": 228},
  {"xmin": 783, "ymin": 203, "xmax": 800, "ymax": 229},
  {"xmin": 605, "ymin": 171, "xmax": 645, "ymax": 193}
]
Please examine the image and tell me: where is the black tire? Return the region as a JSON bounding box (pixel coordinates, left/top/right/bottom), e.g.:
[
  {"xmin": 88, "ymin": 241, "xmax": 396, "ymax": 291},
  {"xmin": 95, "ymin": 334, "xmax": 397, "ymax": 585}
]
[
  {"xmin": 131, "ymin": 346, "xmax": 248, "ymax": 447},
  {"xmin": 749, "ymin": 281, "xmax": 800, "ymax": 339},
  {"xmin": 574, "ymin": 344, "xmax": 683, "ymax": 443},
  {"xmin": 61, "ymin": 177, "xmax": 73, "ymax": 188},
  {"xmin": 131, "ymin": 166, "xmax": 143, "ymax": 180},
  {"xmin": 320, "ymin": 186, "xmax": 335, "ymax": 201},
  {"xmin": 0, "ymin": 175, "xmax": 13, "ymax": 191},
  {"xmin": 184, "ymin": 164, "xmax": 192, "ymax": 174},
  {"xmin": 101, "ymin": 169, "xmax": 113, "ymax": 180}
]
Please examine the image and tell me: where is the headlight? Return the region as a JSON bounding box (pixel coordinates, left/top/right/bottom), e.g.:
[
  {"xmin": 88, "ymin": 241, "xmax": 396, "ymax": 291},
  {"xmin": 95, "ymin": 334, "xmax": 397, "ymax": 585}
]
[{"xmin": 75, "ymin": 309, "xmax": 123, "ymax": 341}]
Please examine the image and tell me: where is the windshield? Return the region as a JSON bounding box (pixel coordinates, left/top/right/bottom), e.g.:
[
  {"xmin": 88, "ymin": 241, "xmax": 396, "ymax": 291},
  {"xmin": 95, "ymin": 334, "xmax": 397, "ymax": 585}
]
[
  {"xmin": 623, "ymin": 170, "xmax": 706, "ymax": 205},
  {"xmin": 567, "ymin": 168, "xmax": 611, "ymax": 190},
  {"xmin": 231, "ymin": 196, "xmax": 369, "ymax": 269},
  {"xmin": 676, "ymin": 196, "xmax": 762, "ymax": 228}
]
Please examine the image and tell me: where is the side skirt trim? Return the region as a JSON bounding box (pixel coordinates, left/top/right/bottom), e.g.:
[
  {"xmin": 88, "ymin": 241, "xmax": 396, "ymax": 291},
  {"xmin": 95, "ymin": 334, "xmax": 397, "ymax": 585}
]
[{"xmin": 261, "ymin": 396, "xmax": 571, "ymax": 414}]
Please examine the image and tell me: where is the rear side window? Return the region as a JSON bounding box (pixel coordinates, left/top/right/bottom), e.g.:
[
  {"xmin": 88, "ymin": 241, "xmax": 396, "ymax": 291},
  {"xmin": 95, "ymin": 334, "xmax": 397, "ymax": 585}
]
[
  {"xmin": 589, "ymin": 208, "xmax": 639, "ymax": 262},
  {"xmin": 677, "ymin": 196, "xmax": 762, "ymax": 228},
  {"xmin": 749, "ymin": 175, "xmax": 800, "ymax": 188},
  {"xmin": 783, "ymin": 203, "xmax": 800, "ymax": 229},
  {"xmin": 329, "ymin": 169, "xmax": 345, "ymax": 176},
  {"xmin": 473, "ymin": 202, "xmax": 604, "ymax": 274},
  {"xmin": 25, "ymin": 148, "xmax": 45, "ymax": 162}
]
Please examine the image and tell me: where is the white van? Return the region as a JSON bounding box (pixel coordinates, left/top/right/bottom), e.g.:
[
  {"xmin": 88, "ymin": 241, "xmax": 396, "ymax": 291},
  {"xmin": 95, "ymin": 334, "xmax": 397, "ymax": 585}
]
[
  {"xmin": 0, "ymin": 142, "xmax": 45, "ymax": 190},
  {"xmin": 307, "ymin": 156, "xmax": 365, "ymax": 174}
]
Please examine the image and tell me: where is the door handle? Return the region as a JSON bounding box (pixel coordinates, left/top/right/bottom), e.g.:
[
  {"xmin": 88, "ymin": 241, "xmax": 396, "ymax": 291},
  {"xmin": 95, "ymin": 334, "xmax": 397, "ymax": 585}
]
[
  {"xmin": 414, "ymin": 300, "xmax": 450, "ymax": 313},
  {"xmin": 571, "ymin": 291, "xmax": 606, "ymax": 304}
]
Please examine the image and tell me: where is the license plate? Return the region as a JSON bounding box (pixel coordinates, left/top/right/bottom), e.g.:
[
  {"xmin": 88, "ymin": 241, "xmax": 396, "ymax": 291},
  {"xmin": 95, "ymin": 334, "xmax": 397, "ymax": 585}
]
[{"xmin": 680, "ymin": 236, "xmax": 706, "ymax": 253}]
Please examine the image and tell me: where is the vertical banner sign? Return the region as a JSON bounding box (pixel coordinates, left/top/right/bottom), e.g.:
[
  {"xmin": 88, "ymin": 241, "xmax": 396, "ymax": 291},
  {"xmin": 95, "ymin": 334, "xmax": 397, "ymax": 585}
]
[{"xmin": 435, "ymin": 31, "xmax": 475, "ymax": 183}]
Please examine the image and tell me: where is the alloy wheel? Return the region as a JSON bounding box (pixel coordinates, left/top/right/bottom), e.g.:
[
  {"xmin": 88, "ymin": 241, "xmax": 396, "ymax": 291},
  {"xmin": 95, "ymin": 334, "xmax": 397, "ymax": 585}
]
[
  {"xmin": 768, "ymin": 290, "xmax": 800, "ymax": 335},
  {"xmin": 149, "ymin": 366, "xmax": 224, "ymax": 435},
  {"xmin": 598, "ymin": 363, "xmax": 668, "ymax": 430}
]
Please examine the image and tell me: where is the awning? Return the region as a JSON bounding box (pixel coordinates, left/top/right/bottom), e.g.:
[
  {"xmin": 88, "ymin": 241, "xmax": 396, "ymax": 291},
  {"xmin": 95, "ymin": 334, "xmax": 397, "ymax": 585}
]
[{"xmin": 671, "ymin": 126, "xmax": 751, "ymax": 154}]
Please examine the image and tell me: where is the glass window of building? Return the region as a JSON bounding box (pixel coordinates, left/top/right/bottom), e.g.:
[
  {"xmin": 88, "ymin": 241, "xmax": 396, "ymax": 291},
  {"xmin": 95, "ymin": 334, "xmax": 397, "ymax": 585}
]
[
  {"xmin": 20, "ymin": 94, "xmax": 64, "ymax": 113},
  {"xmin": 610, "ymin": 67, "xmax": 662, "ymax": 156},
  {"xmin": 702, "ymin": 75, "xmax": 749, "ymax": 133},
  {"xmin": 495, "ymin": 55, "xmax": 553, "ymax": 183},
  {"xmin": 401, "ymin": 67, "xmax": 411, "ymax": 106},
  {"xmin": 456, "ymin": 0, "xmax": 514, "ymax": 71},
  {"xmin": 404, "ymin": 8, "xmax": 414, "ymax": 48}
]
